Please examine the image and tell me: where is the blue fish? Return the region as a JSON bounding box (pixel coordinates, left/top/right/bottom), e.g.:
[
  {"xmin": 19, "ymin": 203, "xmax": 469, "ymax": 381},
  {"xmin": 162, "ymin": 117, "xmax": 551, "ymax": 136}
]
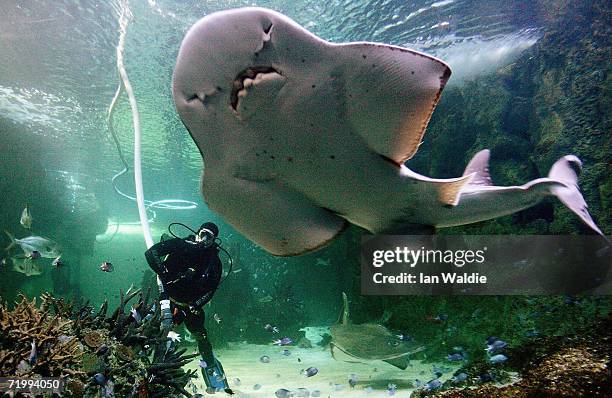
[
  {"xmin": 489, "ymin": 354, "xmax": 508, "ymax": 364},
  {"xmin": 447, "ymin": 353, "xmax": 464, "ymax": 361},
  {"xmin": 486, "ymin": 340, "xmax": 507, "ymax": 354},
  {"xmin": 425, "ymin": 379, "xmax": 442, "ymax": 391},
  {"xmin": 452, "ymin": 372, "xmax": 468, "ymax": 382},
  {"xmin": 302, "ymin": 367, "xmax": 318, "ymax": 377}
]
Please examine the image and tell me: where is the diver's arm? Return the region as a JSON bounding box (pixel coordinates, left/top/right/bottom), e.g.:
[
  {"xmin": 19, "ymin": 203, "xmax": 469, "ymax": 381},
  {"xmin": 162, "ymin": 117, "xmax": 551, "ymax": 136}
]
[{"xmin": 145, "ymin": 238, "xmax": 184, "ymax": 274}]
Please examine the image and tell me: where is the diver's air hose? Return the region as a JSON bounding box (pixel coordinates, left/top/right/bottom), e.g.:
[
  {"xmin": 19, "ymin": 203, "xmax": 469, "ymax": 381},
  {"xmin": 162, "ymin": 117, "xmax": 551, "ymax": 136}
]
[{"xmin": 114, "ymin": 0, "xmax": 153, "ymax": 249}]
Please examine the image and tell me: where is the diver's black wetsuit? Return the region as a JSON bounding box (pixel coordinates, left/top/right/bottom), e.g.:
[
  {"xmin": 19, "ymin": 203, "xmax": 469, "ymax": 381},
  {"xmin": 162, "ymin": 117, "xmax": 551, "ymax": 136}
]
[{"xmin": 145, "ymin": 235, "xmax": 222, "ymax": 365}]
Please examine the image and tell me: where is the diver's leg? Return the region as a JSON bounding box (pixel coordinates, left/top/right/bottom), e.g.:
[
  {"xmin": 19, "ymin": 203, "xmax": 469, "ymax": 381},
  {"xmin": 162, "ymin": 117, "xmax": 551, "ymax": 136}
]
[{"xmin": 184, "ymin": 308, "xmax": 232, "ymax": 394}]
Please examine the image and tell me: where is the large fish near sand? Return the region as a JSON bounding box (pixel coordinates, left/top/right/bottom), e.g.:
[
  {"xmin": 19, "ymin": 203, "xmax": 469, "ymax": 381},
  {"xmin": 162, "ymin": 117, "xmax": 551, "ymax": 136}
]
[{"xmin": 172, "ymin": 7, "xmax": 605, "ymax": 256}]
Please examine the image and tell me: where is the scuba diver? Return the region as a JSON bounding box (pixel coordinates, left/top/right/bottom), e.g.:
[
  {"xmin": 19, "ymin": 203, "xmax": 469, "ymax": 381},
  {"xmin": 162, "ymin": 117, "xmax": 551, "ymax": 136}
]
[{"xmin": 145, "ymin": 222, "xmax": 233, "ymax": 394}]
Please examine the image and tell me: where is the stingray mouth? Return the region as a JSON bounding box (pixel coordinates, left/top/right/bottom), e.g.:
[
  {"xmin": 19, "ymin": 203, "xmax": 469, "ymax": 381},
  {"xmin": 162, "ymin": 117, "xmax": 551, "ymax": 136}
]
[{"xmin": 230, "ymin": 66, "xmax": 281, "ymax": 111}]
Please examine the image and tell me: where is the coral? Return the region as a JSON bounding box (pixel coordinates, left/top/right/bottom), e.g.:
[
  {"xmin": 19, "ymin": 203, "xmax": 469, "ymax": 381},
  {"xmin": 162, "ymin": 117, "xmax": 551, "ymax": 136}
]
[
  {"xmin": 0, "ymin": 290, "xmax": 198, "ymax": 397},
  {"xmin": 83, "ymin": 329, "xmax": 107, "ymax": 348},
  {"xmin": 0, "ymin": 294, "xmax": 83, "ymax": 377}
]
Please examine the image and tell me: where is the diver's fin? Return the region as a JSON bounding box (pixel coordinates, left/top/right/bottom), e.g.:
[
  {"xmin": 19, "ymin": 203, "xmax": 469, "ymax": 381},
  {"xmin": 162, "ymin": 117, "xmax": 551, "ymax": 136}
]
[
  {"xmin": 437, "ymin": 174, "xmax": 474, "ymax": 206},
  {"xmin": 463, "ymin": 149, "xmax": 493, "ymax": 186},
  {"xmin": 546, "ymin": 155, "xmax": 604, "ymax": 236},
  {"xmin": 383, "ymin": 356, "xmax": 409, "ymax": 370},
  {"xmin": 4, "ymin": 230, "xmax": 17, "ymax": 252}
]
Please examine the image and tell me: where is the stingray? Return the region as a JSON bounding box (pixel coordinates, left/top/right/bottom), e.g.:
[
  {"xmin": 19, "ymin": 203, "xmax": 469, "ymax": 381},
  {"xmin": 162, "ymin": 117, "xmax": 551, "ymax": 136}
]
[
  {"xmin": 173, "ymin": 7, "xmax": 605, "ymax": 256},
  {"xmin": 329, "ymin": 293, "xmax": 423, "ymax": 369}
]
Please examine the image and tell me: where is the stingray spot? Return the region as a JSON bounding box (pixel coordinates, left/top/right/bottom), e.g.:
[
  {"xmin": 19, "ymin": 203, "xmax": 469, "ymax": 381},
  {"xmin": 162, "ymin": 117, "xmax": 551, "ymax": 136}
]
[
  {"xmin": 443, "ymin": 204, "xmax": 453, "ymax": 209},
  {"xmin": 372, "ymin": 64, "xmax": 376, "ymax": 68},
  {"xmin": 216, "ymin": 86, "xmax": 223, "ymax": 92},
  {"xmin": 286, "ymin": 156, "xmax": 293, "ymax": 162},
  {"xmin": 411, "ymin": 71, "xmax": 415, "ymax": 75},
  {"xmin": 269, "ymin": 137, "xmax": 274, "ymax": 142},
  {"xmin": 255, "ymin": 153, "xmax": 260, "ymax": 157},
  {"xmin": 309, "ymin": 123, "xmax": 314, "ymax": 127},
  {"xmin": 329, "ymin": 155, "xmax": 335, "ymax": 159},
  {"xmin": 286, "ymin": 47, "xmax": 290, "ymax": 51},
  {"xmin": 263, "ymin": 23, "xmax": 273, "ymax": 34},
  {"xmin": 254, "ymin": 52, "xmax": 259, "ymax": 57},
  {"xmin": 311, "ymin": 84, "xmax": 316, "ymax": 88},
  {"xmin": 301, "ymin": 58, "xmax": 305, "ymax": 63},
  {"xmin": 263, "ymin": 150, "xmax": 267, "ymax": 154},
  {"xmin": 270, "ymin": 155, "xmax": 275, "ymax": 159},
  {"xmin": 362, "ymin": 54, "xmax": 367, "ymax": 59}
]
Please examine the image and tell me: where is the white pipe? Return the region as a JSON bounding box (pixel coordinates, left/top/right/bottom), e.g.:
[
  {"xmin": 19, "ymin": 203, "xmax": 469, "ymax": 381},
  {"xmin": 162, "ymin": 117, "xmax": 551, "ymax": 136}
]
[{"xmin": 115, "ymin": 0, "xmax": 153, "ymax": 249}]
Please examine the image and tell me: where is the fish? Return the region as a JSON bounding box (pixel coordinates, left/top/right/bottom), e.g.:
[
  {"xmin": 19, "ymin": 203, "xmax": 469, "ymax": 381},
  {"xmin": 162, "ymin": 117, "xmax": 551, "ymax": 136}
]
[
  {"xmin": 311, "ymin": 390, "xmax": 321, "ymax": 397},
  {"xmin": 425, "ymin": 379, "xmax": 442, "ymax": 391},
  {"xmin": 486, "ymin": 340, "xmax": 507, "ymax": 354},
  {"xmin": 100, "ymin": 261, "xmax": 114, "ymax": 272},
  {"xmin": 447, "ymin": 353, "xmax": 465, "ymax": 361},
  {"xmin": 260, "ymin": 355, "xmax": 271, "ymax": 363},
  {"xmin": 213, "ymin": 313, "xmax": 221, "ymax": 323},
  {"xmin": 11, "ymin": 256, "xmax": 43, "ymax": 276},
  {"xmin": 265, "ymin": 323, "xmax": 280, "ymax": 333},
  {"xmin": 198, "ymin": 359, "xmax": 208, "ymax": 369},
  {"xmin": 93, "ymin": 373, "xmax": 106, "ymax": 385},
  {"xmin": 28, "ymin": 340, "xmax": 37, "ymax": 365},
  {"xmin": 51, "ymin": 255, "xmax": 63, "ymax": 268},
  {"xmin": 331, "ymin": 293, "xmax": 423, "ymax": 370},
  {"xmin": 4, "ymin": 231, "xmax": 60, "ymax": 258},
  {"xmin": 258, "ymin": 295, "xmax": 273, "ymax": 303},
  {"xmin": 489, "ymin": 354, "xmax": 508, "ymax": 364},
  {"xmin": 281, "ymin": 349, "xmax": 291, "ymax": 356},
  {"xmin": 20, "ymin": 206, "xmax": 32, "ymax": 229},
  {"xmin": 273, "ymin": 337, "xmax": 293, "ymax": 346},
  {"xmin": 275, "ymin": 388, "xmax": 291, "ymax": 398},
  {"xmin": 452, "ymin": 372, "xmax": 468, "ymax": 382},
  {"xmin": 172, "ymin": 7, "xmax": 606, "ymax": 256},
  {"xmin": 348, "ymin": 373, "xmax": 357, "ymax": 388},
  {"xmin": 130, "ymin": 307, "xmax": 141, "ymax": 323},
  {"xmin": 253, "ymin": 384, "xmax": 262, "ymax": 390},
  {"xmin": 302, "ymin": 367, "xmax": 318, "ymax": 377}
]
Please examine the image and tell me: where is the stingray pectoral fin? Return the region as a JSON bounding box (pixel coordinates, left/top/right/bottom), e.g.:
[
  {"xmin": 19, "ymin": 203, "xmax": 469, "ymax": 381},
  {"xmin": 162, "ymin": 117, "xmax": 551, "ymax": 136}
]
[
  {"xmin": 202, "ymin": 174, "xmax": 347, "ymax": 256},
  {"xmin": 337, "ymin": 42, "xmax": 451, "ymax": 163},
  {"xmin": 546, "ymin": 155, "xmax": 604, "ymax": 236}
]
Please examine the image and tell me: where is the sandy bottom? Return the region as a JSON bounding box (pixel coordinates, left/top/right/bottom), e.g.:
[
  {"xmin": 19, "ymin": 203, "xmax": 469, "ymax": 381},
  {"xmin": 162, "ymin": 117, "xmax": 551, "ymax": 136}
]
[{"xmin": 184, "ymin": 342, "xmax": 459, "ymax": 397}]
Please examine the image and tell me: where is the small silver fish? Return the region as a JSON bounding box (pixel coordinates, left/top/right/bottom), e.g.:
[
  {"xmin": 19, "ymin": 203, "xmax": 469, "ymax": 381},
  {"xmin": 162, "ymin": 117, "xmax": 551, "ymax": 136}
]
[
  {"xmin": 20, "ymin": 206, "xmax": 32, "ymax": 229},
  {"xmin": 51, "ymin": 255, "xmax": 63, "ymax": 268},
  {"xmin": 213, "ymin": 313, "xmax": 221, "ymax": 323},
  {"xmin": 100, "ymin": 261, "xmax": 114, "ymax": 272},
  {"xmin": 28, "ymin": 340, "xmax": 37, "ymax": 365}
]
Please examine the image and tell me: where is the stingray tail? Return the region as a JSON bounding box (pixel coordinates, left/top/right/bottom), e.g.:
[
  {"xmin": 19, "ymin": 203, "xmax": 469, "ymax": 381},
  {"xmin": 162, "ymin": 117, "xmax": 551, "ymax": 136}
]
[{"xmin": 546, "ymin": 155, "xmax": 604, "ymax": 236}]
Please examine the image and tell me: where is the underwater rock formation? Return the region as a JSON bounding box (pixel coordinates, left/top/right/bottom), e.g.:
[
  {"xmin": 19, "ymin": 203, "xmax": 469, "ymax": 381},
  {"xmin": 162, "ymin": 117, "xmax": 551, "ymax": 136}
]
[{"xmin": 0, "ymin": 290, "xmax": 198, "ymax": 397}]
